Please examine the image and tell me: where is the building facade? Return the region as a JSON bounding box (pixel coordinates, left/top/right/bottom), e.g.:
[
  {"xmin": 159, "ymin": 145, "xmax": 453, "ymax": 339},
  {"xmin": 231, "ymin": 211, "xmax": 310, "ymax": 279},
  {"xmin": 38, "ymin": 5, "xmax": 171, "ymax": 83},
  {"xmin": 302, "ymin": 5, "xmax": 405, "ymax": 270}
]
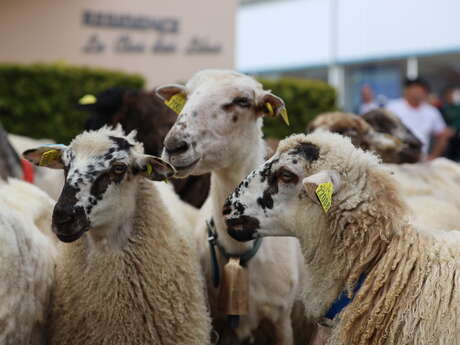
[
  {"xmin": 237, "ymin": 0, "xmax": 460, "ymax": 111},
  {"xmin": 0, "ymin": 0, "xmax": 237, "ymax": 87}
]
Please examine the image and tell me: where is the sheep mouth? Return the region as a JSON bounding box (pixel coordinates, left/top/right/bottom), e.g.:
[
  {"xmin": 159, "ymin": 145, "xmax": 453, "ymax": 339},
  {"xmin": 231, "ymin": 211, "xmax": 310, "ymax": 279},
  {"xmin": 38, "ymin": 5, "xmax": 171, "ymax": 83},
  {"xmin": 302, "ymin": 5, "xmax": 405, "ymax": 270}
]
[
  {"xmin": 225, "ymin": 216, "xmax": 260, "ymax": 242},
  {"xmin": 56, "ymin": 230, "xmax": 86, "ymax": 243},
  {"xmin": 53, "ymin": 223, "xmax": 90, "ymax": 243},
  {"xmin": 172, "ymin": 158, "xmax": 200, "ymax": 177},
  {"xmin": 175, "ymin": 157, "xmax": 200, "ymax": 171}
]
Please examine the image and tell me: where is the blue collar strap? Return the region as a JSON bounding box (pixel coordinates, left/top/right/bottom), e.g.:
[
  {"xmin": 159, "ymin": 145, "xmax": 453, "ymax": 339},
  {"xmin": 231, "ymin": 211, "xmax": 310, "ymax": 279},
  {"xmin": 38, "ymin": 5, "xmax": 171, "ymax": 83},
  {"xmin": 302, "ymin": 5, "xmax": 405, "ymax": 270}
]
[{"xmin": 324, "ymin": 273, "xmax": 367, "ymax": 320}]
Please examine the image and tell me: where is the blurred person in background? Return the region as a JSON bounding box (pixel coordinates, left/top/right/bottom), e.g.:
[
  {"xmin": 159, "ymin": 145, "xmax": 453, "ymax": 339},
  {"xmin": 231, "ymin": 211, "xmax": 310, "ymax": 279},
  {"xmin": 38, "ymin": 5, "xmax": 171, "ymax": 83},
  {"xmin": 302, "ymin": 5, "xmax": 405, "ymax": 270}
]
[
  {"xmin": 359, "ymin": 84, "xmax": 379, "ymax": 115},
  {"xmin": 386, "ymin": 78, "xmax": 454, "ymax": 160},
  {"xmin": 441, "ymin": 86, "xmax": 460, "ymax": 161}
]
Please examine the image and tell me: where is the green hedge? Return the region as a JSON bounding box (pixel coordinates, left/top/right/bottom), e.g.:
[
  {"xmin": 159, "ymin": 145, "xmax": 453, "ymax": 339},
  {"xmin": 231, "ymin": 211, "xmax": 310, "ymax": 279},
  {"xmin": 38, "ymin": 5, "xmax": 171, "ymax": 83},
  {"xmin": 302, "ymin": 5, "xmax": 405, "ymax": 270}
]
[
  {"xmin": 0, "ymin": 63, "xmax": 144, "ymax": 144},
  {"xmin": 258, "ymin": 77, "xmax": 337, "ymax": 139}
]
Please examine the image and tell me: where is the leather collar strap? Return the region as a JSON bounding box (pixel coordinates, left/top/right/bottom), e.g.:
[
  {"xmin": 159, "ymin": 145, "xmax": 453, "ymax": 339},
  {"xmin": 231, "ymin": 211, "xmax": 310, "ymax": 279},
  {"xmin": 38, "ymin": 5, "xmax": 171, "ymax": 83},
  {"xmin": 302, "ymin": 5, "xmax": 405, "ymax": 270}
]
[
  {"xmin": 207, "ymin": 218, "xmax": 263, "ymax": 288},
  {"xmin": 324, "ymin": 272, "xmax": 367, "ymax": 320}
]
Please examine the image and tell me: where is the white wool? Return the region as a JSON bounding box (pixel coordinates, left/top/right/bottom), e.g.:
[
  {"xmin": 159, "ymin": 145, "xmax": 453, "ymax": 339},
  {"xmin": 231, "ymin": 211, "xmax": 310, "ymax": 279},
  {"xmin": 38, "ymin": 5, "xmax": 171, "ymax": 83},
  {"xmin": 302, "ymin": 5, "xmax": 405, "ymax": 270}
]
[
  {"xmin": 162, "ymin": 69, "xmax": 306, "ymax": 344},
  {"xmin": 0, "ymin": 178, "xmax": 57, "ymax": 345}
]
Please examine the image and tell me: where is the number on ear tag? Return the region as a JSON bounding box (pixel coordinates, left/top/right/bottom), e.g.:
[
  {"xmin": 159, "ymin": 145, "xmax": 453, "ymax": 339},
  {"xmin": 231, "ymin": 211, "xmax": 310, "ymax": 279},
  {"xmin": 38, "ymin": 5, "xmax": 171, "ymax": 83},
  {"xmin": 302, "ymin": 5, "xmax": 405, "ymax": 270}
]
[
  {"xmin": 39, "ymin": 149, "xmax": 60, "ymax": 167},
  {"xmin": 165, "ymin": 93, "xmax": 186, "ymax": 114},
  {"xmin": 280, "ymin": 108, "xmax": 290, "ymax": 126},
  {"xmin": 315, "ymin": 182, "xmax": 333, "ymax": 213}
]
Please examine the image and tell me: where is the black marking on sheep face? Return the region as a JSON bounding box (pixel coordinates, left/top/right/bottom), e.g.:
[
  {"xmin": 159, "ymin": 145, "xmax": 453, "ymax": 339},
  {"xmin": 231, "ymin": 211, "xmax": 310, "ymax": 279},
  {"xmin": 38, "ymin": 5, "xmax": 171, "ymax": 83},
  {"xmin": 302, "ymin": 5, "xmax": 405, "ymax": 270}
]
[
  {"xmin": 226, "ymin": 215, "xmax": 260, "ymax": 242},
  {"xmin": 53, "ymin": 137, "xmax": 134, "ymax": 243},
  {"xmin": 259, "ymin": 158, "xmax": 279, "ymax": 182},
  {"xmin": 52, "ymin": 184, "xmax": 90, "ymax": 243},
  {"xmin": 109, "ymin": 136, "xmax": 133, "ymax": 151},
  {"xmin": 257, "ymin": 170, "xmax": 278, "ymax": 210},
  {"xmin": 289, "ymin": 142, "xmax": 319, "ymax": 161}
]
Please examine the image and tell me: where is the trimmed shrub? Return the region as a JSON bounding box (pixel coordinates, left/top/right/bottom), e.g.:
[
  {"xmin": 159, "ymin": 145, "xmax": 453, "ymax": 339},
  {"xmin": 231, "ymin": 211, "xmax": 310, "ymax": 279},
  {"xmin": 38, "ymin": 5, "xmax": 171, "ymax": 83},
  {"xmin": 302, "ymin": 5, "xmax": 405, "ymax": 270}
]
[
  {"xmin": 258, "ymin": 77, "xmax": 337, "ymax": 139},
  {"xmin": 0, "ymin": 63, "xmax": 144, "ymax": 144}
]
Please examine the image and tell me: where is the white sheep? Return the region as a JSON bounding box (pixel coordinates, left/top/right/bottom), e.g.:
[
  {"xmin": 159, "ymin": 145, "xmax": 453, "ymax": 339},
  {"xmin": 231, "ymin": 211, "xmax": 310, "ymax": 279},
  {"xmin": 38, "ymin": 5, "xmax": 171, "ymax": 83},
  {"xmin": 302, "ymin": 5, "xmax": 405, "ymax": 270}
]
[
  {"xmin": 23, "ymin": 125, "xmax": 211, "ymax": 345},
  {"xmin": 157, "ymin": 69, "xmax": 306, "ymax": 345},
  {"xmin": 0, "ymin": 178, "xmax": 57, "ymax": 345},
  {"xmin": 224, "ymin": 131, "xmax": 460, "ymax": 345},
  {"xmin": 3, "ymin": 131, "xmax": 65, "ymax": 200}
]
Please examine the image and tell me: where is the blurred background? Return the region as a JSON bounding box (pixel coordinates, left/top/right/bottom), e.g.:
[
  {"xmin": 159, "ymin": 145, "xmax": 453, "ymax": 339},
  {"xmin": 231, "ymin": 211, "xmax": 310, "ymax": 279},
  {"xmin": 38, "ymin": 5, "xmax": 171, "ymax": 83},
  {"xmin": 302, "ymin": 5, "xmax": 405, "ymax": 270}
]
[{"xmin": 0, "ymin": 0, "xmax": 459, "ymax": 157}]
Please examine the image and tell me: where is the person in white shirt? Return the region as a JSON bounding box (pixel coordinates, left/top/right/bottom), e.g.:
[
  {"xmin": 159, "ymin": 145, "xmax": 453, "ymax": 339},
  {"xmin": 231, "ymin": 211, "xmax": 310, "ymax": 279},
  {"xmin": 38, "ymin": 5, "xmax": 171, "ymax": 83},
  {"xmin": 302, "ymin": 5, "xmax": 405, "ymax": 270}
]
[
  {"xmin": 359, "ymin": 84, "xmax": 379, "ymax": 115},
  {"xmin": 386, "ymin": 78, "xmax": 453, "ymax": 160}
]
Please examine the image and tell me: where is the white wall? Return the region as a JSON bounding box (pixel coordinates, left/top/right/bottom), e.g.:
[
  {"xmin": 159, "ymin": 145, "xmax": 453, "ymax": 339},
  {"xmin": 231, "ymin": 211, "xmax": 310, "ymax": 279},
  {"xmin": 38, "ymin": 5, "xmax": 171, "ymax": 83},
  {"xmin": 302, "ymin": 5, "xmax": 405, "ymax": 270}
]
[
  {"xmin": 337, "ymin": 0, "xmax": 460, "ymax": 63},
  {"xmin": 237, "ymin": 0, "xmax": 331, "ymax": 72},
  {"xmin": 237, "ymin": 0, "xmax": 460, "ymax": 72}
]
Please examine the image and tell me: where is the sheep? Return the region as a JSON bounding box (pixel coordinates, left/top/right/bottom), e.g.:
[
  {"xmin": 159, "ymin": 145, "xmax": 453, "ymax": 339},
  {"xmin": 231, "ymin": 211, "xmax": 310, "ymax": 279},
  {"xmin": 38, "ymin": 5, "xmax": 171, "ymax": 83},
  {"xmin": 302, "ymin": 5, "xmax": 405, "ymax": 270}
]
[
  {"xmin": 79, "ymin": 86, "xmax": 211, "ymax": 208},
  {"xmin": 307, "ymin": 110, "xmax": 422, "ymax": 164},
  {"xmin": 0, "ymin": 123, "xmax": 23, "ymax": 180},
  {"xmin": 307, "ymin": 111, "xmax": 460, "ymax": 229},
  {"xmin": 23, "ymin": 125, "xmax": 211, "ymax": 345},
  {"xmin": 1, "ymin": 127, "xmax": 65, "ymax": 200},
  {"xmin": 223, "ymin": 131, "xmax": 460, "ymax": 345},
  {"xmin": 0, "ymin": 177, "xmax": 57, "ymax": 345},
  {"xmin": 157, "ymin": 69, "xmax": 307, "ymax": 345}
]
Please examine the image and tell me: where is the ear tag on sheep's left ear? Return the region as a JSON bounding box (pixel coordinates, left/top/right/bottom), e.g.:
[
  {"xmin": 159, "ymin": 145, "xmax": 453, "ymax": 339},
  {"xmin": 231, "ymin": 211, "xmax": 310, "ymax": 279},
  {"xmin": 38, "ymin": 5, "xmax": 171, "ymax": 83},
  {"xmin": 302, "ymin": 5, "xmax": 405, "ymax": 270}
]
[
  {"xmin": 146, "ymin": 163, "xmax": 153, "ymax": 176},
  {"xmin": 265, "ymin": 102, "xmax": 275, "ymax": 117},
  {"xmin": 165, "ymin": 93, "xmax": 186, "ymax": 114},
  {"xmin": 39, "ymin": 149, "xmax": 60, "ymax": 167},
  {"xmin": 315, "ymin": 182, "xmax": 333, "ymax": 213},
  {"xmin": 280, "ymin": 108, "xmax": 290, "ymax": 126}
]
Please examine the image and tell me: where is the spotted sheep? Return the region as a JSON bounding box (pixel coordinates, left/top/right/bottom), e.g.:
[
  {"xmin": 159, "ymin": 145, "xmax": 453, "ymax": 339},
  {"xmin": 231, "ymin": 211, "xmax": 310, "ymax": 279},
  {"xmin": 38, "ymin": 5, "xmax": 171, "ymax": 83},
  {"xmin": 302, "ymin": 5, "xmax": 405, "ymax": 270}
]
[
  {"xmin": 157, "ymin": 69, "xmax": 309, "ymax": 345},
  {"xmin": 224, "ymin": 131, "xmax": 460, "ymax": 345},
  {"xmin": 23, "ymin": 125, "xmax": 211, "ymax": 345}
]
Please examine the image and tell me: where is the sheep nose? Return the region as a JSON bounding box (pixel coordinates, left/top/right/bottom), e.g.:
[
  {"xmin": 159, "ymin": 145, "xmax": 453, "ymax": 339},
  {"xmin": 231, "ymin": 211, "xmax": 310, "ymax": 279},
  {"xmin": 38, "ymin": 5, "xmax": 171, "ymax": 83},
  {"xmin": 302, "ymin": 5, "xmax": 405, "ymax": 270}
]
[
  {"xmin": 53, "ymin": 206, "xmax": 76, "ymax": 225},
  {"xmin": 165, "ymin": 138, "xmax": 189, "ymax": 156}
]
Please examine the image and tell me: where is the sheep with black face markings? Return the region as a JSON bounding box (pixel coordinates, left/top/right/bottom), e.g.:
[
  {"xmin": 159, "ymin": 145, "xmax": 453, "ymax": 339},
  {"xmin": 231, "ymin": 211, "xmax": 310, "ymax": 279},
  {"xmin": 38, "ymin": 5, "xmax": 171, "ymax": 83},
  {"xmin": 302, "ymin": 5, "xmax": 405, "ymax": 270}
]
[
  {"xmin": 23, "ymin": 125, "xmax": 211, "ymax": 345},
  {"xmin": 224, "ymin": 131, "xmax": 460, "ymax": 345}
]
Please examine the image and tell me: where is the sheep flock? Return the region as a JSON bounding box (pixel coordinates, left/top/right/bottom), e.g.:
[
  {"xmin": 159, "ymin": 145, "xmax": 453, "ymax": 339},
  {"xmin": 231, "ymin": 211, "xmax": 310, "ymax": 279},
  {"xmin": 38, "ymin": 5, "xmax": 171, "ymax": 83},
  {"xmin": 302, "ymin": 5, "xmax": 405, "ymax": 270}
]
[{"xmin": 0, "ymin": 69, "xmax": 459, "ymax": 345}]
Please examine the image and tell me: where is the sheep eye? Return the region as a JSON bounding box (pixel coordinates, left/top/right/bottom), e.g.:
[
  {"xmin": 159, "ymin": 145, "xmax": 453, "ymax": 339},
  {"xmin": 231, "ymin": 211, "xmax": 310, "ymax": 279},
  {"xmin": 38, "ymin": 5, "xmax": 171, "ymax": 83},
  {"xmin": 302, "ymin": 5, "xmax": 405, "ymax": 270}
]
[
  {"xmin": 112, "ymin": 164, "xmax": 127, "ymax": 175},
  {"xmin": 233, "ymin": 97, "xmax": 251, "ymax": 108},
  {"xmin": 278, "ymin": 168, "xmax": 298, "ymax": 183}
]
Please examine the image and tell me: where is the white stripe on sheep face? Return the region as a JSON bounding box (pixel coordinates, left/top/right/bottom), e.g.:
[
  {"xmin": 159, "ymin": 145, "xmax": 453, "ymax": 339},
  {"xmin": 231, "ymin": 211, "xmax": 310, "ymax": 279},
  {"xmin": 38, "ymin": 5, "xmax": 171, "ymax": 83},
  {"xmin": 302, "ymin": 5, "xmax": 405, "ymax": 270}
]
[{"xmin": 23, "ymin": 126, "xmax": 174, "ymax": 244}]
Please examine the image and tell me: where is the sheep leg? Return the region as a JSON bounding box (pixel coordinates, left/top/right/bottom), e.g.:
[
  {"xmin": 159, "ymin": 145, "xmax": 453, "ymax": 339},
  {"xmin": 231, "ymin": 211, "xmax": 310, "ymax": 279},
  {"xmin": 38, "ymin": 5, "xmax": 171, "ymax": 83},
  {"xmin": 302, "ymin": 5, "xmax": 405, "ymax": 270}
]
[{"xmin": 274, "ymin": 316, "xmax": 293, "ymax": 345}]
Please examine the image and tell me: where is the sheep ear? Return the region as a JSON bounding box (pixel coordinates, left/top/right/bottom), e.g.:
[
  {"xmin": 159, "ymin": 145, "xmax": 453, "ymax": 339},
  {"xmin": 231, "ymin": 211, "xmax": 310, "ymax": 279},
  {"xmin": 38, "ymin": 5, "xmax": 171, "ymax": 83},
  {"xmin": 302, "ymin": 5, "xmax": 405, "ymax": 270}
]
[
  {"xmin": 155, "ymin": 84, "xmax": 186, "ymax": 114},
  {"xmin": 135, "ymin": 154, "xmax": 176, "ymax": 181},
  {"xmin": 260, "ymin": 93, "xmax": 289, "ymax": 125},
  {"xmin": 302, "ymin": 170, "xmax": 341, "ymax": 213},
  {"xmin": 22, "ymin": 145, "xmax": 67, "ymax": 169}
]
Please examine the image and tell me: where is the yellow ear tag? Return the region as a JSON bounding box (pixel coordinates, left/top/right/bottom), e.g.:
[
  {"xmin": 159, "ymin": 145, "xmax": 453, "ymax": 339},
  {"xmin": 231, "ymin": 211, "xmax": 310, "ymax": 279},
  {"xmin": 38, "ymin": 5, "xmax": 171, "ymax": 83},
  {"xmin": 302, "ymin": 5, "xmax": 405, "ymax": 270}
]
[
  {"xmin": 146, "ymin": 163, "xmax": 153, "ymax": 176},
  {"xmin": 39, "ymin": 149, "xmax": 60, "ymax": 167},
  {"xmin": 265, "ymin": 102, "xmax": 275, "ymax": 117},
  {"xmin": 165, "ymin": 93, "xmax": 186, "ymax": 114},
  {"xmin": 79, "ymin": 94, "xmax": 97, "ymax": 105},
  {"xmin": 280, "ymin": 108, "xmax": 290, "ymax": 126},
  {"xmin": 315, "ymin": 182, "xmax": 333, "ymax": 213}
]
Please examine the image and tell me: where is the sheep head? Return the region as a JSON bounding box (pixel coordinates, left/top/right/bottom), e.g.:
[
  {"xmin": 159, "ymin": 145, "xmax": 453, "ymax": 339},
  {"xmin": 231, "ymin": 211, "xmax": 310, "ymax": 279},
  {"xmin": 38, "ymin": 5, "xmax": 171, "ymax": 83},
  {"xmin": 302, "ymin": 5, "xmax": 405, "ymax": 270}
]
[
  {"xmin": 23, "ymin": 125, "xmax": 174, "ymax": 243},
  {"xmin": 223, "ymin": 131, "xmax": 383, "ymax": 246},
  {"xmin": 307, "ymin": 111, "xmax": 422, "ymax": 163},
  {"xmin": 156, "ymin": 69, "xmax": 288, "ymax": 177}
]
